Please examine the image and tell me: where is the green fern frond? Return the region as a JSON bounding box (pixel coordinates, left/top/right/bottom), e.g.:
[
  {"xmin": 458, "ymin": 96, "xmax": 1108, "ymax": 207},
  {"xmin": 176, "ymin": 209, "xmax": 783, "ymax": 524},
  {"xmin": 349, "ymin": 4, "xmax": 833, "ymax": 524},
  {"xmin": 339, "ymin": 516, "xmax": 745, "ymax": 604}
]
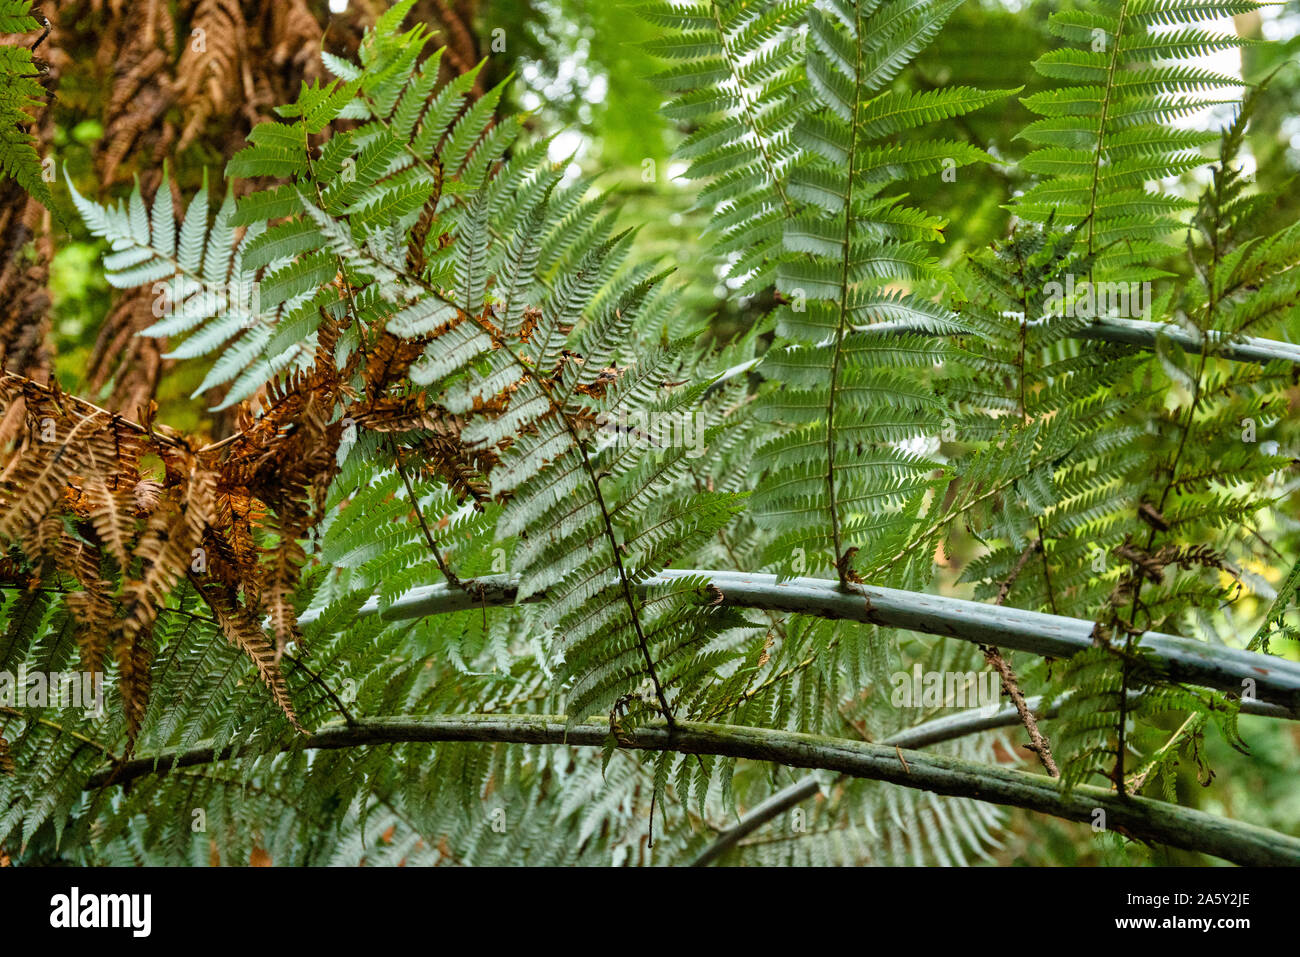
[
  {"xmin": 0, "ymin": 2, "xmax": 52, "ymax": 209},
  {"xmin": 1015, "ymin": 0, "xmax": 1262, "ymax": 279}
]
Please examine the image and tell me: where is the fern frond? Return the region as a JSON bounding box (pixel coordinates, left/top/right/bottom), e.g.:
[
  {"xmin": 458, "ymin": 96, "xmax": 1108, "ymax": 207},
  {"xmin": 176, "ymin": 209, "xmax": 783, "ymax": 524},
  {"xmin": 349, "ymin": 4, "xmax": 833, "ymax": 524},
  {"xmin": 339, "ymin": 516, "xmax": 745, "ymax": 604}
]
[
  {"xmin": 0, "ymin": 3, "xmax": 52, "ymax": 208},
  {"xmin": 1016, "ymin": 0, "xmax": 1260, "ymax": 278}
]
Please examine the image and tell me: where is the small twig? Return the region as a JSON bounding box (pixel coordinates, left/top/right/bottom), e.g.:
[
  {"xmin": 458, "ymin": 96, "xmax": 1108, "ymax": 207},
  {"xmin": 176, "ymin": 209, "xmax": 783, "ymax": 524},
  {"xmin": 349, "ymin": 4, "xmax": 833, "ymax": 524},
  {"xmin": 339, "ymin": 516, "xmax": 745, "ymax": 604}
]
[
  {"xmin": 391, "ymin": 440, "xmax": 465, "ymax": 591},
  {"xmin": 283, "ymin": 651, "xmax": 357, "ymax": 728},
  {"xmin": 981, "ymin": 643, "xmax": 1060, "ymax": 777},
  {"xmin": 984, "ymin": 539, "xmax": 1060, "ymax": 777},
  {"xmin": 995, "ymin": 538, "xmax": 1042, "ymax": 606},
  {"xmin": 196, "ymin": 431, "xmax": 245, "ymax": 455}
]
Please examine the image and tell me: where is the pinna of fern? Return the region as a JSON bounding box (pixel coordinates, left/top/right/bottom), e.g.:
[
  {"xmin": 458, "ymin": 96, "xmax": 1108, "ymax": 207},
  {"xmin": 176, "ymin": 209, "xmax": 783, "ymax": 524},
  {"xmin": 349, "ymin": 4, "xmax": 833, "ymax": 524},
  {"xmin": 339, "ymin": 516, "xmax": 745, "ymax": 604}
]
[
  {"xmin": 57, "ymin": 14, "xmax": 768, "ymax": 750},
  {"xmin": 751, "ymin": 0, "xmax": 1016, "ymax": 588},
  {"xmin": 1015, "ymin": 0, "xmax": 1262, "ymax": 280},
  {"xmin": 936, "ymin": 220, "xmax": 1149, "ymax": 621},
  {"xmin": 1033, "ymin": 93, "xmax": 1300, "ymax": 795},
  {"xmin": 0, "ymin": 0, "xmax": 52, "ymax": 210},
  {"xmin": 640, "ymin": 0, "xmax": 812, "ymax": 293}
]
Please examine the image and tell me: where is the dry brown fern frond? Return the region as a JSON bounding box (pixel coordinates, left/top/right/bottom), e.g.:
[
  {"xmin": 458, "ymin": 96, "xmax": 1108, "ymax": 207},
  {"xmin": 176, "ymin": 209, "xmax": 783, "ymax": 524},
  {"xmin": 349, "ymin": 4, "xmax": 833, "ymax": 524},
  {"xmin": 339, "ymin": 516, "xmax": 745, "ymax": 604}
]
[
  {"xmin": 118, "ymin": 456, "xmax": 216, "ymax": 640},
  {"xmin": 362, "ymin": 332, "xmax": 425, "ymax": 396},
  {"xmin": 83, "ymin": 286, "xmax": 172, "ymax": 418},
  {"xmin": 197, "ymin": 578, "xmax": 303, "ymax": 732},
  {"xmin": 207, "ymin": 486, "xmax": 262, "ymax": 592},
  {"xmin": 262, "ymin": 518, "xmax": 307, "ymax": 656},
  {"xmin": 95, "ymin": 0, "xmax": 177, "ymax": 184},
  {"xmin": 175, "ymin": 0, "xmax": 245, "ymax": 152},
  {"xmin": 0, "ymin": 372, "xmax": 177, "ymax": 742},
  {"xmin": 0, "ymin": 374, "xmax": 149, "ymax": 559},
  {"xmin": 80, "ymin": 475, "xmax": 137, "ymax": 569},
  {"xmin": 111, "ymin": 456, "xmax": 217, "ymax": 740},
  {"xmin": 55, "ymin": 533, "xmax": 116, "ymax": 672},
  {"xmin": 195, "ymin": 356, "xmax": 347, "ymax": 656},
  {"xmin": 266, "ymin": 0, "xmax": 323, "ymax": 77},
  {"xmin": 112, "ymin": 619, "xmax": 155, "ymax": 742},
  {"xmin": 0, "ymin": 372, "xmax": 307, "ymax": 738}
]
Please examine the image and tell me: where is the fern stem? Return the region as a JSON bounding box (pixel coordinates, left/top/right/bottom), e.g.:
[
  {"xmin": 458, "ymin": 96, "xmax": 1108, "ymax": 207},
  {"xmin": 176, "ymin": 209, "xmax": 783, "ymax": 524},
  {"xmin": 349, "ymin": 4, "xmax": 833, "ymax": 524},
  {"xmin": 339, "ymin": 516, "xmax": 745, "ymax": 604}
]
[
  {"xmin": 85, "ymin": 713, "xmax": 1300, "ymax": 866},
  {"xmin": 505, "ymin": 314, "xmax": 677, "ymax": 728},
  {"xmin": 713, "ymin": 319, "xmax": 1300, "ymax": 389},
  {"xmin": 1085, "ymin": 0, "xmax": 1131, "ymax": 264},
  {"xmin": 391, "ymin": 439, "xmax": 465, "ymax": 590},
  {"xmin": 576, "ymin": 441, "xmax": 677, "ymax": 730},
  {"xmin": 0, "ymin": 372, "xmax": 188, "ymax": 451},
  {"xmin": 707, "ymin": 0, "xmax": 796, "ymax": 220},
  {"xmin": 691, "ymin": 775, "xmax": 821, "ymax": 866},
  {"xmin": 284, "ymin": 651, "xmax": 357, "ymax": 728},
  {"xmin": 31, "ymin": 717, "xmax": 120, "ymax": 762},
  {"xmin": 1069, "ymin": 318, "xmax": 1300, "ymax": 365},
  {"xmin": 823, "ymin": 5, "xmax": 865, "ymax": 586},
  {"xmin": 1126, "ymin": 711, "xmax": 1203, "ymax": 794}
]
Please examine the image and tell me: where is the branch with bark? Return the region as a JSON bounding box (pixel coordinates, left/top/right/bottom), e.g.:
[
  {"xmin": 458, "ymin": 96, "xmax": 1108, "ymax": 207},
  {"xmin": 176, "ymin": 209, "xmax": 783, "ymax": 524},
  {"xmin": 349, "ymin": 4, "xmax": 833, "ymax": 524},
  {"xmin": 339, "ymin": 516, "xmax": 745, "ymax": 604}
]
[
  {"xmin": 688, "ymin": 691, "xmax": 1290, "ymax": 865},
  {"xmin": 300, "ymin": 570, "xmax": 1300, "ymax": 712},
  {"xmin": 83, "ymin": 713, "xmax": 1300, "ymax": 867}
]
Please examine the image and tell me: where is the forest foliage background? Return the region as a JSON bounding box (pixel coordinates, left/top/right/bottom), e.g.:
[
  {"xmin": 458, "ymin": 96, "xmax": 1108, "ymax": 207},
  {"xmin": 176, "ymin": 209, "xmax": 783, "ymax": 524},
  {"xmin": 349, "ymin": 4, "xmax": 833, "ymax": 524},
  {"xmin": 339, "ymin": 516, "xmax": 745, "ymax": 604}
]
[{"xmin": 2, "ymin": 0, "xmax": 1300, "ymax": 866}]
